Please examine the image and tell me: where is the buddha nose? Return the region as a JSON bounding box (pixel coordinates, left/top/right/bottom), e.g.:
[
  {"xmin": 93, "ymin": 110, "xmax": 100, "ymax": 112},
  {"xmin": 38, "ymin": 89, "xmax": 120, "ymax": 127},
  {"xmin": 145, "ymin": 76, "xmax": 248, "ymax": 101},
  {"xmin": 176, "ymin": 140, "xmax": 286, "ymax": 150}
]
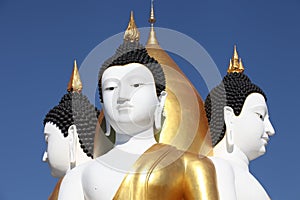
[
  {"xmin": 265, "ymin": 118, "xmax": 275, "ymax": 136},
  {"xmin": 42, "ymin": 151, "xmax": 48, "ymax": 162},
  {"xmin": 117, "ymin": 84, "xmax": 131, "ymax": 104},
  {"xmin": 117, "ymin": 97, "xmax": 129, "ymax": 104}
]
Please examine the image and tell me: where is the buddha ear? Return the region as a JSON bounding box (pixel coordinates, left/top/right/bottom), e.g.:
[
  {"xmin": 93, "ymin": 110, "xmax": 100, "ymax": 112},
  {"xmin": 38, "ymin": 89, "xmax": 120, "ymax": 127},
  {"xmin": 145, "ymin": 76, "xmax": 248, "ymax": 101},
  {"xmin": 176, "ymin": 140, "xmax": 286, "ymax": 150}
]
[
  {"xmin": 224, "ymin": 106, "xmax": 234, "ymax": 153},
  {"xmin": 102, "ymin": 107, "xmax": 111, "ymax": 136},
  {"xmin": 68, "ymin": 124, "xmax": 77, "ymax": 169},
  {"xmin": 155, "ymin": 91, "xmax": 167, "ymax": 130}
]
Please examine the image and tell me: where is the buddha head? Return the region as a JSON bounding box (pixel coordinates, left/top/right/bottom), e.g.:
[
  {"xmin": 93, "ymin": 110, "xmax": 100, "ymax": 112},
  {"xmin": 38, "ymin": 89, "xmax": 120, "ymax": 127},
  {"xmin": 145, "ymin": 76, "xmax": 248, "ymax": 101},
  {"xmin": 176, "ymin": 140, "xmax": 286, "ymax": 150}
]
[
  {"xmin": 43, "ymin": 91, "xmax": 99, "ymax": 177},
  {"xmin": 205, "ymin": 51, "xmax": 275, "ymax": 161},
  {"xmin": 98, "ymin": 42, "xmax": 166, "ymax": 136}
]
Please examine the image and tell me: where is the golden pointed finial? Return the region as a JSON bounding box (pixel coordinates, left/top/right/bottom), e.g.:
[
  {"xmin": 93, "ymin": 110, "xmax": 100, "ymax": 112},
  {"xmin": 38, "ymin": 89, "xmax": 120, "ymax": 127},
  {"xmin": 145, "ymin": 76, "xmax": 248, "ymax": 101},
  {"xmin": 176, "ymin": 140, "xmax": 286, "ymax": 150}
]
[
  {"xmin": 227, "ymin": 45, "xmax": 245, "ymax": 73},
  {"xmin": 149, "ymin": 0, "xmax": 156, "ymax": 24},
  {"xmin": 233, "ymin": 45, "xmax": 239, "ymax": 60},
  {"xmin": 239, "ymin": 58, "xmax": 245, "ymax": 71},
  {"xmin": 146, "ymin": 0, "xmax": 159, "ymax": 46},
  {"xmin": 124, "ymin": 11, "xmax": 140, "ymax": 42},
  {"xmin": 228, "ymin": 59, "xmax": 233, "ymax": 68},
  {"xmin": 67, "ymin": 60, "xmax": 83, "ymax": 92}
]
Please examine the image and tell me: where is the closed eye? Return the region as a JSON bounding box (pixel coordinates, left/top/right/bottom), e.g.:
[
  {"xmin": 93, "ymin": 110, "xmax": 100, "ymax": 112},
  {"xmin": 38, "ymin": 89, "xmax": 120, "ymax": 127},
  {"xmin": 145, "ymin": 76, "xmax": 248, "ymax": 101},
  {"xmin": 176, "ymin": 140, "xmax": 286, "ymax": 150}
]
[
  {"xmin": 131, "ymin": 83, "xmax": 144, "ymax": 88},
  {"xmin": 105, "ymin": 86, "xmax": 116, "ymax": 91}
]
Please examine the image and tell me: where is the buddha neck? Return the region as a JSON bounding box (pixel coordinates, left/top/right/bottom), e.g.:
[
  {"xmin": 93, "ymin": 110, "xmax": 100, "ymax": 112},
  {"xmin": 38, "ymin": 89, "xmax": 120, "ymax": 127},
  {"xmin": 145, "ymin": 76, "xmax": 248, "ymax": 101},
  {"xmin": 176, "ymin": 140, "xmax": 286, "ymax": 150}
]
[
  {"xmin": 213, "ymin": 135, "xmax": 249, "ymax": 171},
  {"xmin": 114, "ymin": 128, "xmax": 157, "ymax": 155}
]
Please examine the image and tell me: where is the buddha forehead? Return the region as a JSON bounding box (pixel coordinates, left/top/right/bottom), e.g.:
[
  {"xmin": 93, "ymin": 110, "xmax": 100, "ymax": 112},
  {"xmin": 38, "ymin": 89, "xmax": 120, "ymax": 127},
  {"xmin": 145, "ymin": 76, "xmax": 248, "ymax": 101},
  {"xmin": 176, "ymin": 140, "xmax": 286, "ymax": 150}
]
[
  {"xmin": 241, "ymin": 93, "xmax": 267, "ymax": 112},
  {"xmin": 44, "ymin": 122, "xmax": 61, "ymax": 135},
  {"xmin": 102, "ymin": 63, "xmax": 154, "ymax": 83}
]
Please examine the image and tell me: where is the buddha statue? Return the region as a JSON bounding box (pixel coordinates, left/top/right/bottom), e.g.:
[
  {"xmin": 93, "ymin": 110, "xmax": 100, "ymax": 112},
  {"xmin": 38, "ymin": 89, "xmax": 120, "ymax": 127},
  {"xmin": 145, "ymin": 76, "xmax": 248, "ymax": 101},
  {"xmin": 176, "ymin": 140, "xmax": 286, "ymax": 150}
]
[
  {"xmin": 95, "ymin": 5, "xmax": 213, "ymax": 157},
  {"xmin": 43, "ymin": 61, "xmax": 101, "ymax": 199},
  {"xmin": 57, "ymin": 12, "xmax": 219, "ymax": 200},
  {"xmin": 205, "ymin": 46, "xmax": 275, "ymax": 200},
  {"xmin": 145, "ymin": 0, "xmax": 212, "ymax": 155},
  {"xmin": 145, "ymin": 3, "xmax": 236, "ymax": 199}
]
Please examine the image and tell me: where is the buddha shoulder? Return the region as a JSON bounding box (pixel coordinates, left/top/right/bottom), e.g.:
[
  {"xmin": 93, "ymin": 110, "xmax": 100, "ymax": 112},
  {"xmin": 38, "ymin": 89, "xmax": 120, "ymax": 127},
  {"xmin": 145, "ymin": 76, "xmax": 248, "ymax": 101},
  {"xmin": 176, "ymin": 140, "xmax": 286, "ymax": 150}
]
[
  {"xmin": 139, "ymin": 143, "xmax": 216, "ymax": 172},
  {"xmin": 140, "ymin": 143, "xmax": 217, "ymax": 178},
  {"xmin": 181, "ymin": 152, "xmax": 216, "ymax": 177}
]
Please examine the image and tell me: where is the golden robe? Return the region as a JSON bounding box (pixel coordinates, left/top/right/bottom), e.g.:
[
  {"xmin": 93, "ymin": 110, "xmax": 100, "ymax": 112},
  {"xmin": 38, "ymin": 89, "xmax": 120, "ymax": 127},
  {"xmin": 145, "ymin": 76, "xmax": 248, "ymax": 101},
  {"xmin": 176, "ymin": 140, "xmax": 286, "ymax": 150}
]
[
  {"xmin": 48, "ymin": 178, "xmax": 63, "ymax": 200},
  {"xmin": 113, "ymin": 143, "xmax": 219, "ymax": 200},
  {"xmin": 49, "ymin": 144, "xmax": 219, "ymax": 200}
]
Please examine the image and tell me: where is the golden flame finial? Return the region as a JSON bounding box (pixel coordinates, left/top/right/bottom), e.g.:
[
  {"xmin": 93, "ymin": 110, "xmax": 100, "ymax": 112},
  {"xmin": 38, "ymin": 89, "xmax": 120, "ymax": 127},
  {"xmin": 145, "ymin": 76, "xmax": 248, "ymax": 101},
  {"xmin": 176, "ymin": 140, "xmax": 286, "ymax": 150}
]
[
  {"xmin": 67, "ymin": 59, "xmax": 82, "ymax": 92},
  {"xmin": 239, "ymin": 58, "xmax": 245, "ymax": 71},
  {"xmin": 124, "ymin": 11, "xmax": 140, "ymax": 42},
  {"xmin": 227, "ymin": 45, "xmax": 245, "ymax": 73},
  {"xmin": 233, "ymin": 45, "xmax": 239, "ymax": 60}
]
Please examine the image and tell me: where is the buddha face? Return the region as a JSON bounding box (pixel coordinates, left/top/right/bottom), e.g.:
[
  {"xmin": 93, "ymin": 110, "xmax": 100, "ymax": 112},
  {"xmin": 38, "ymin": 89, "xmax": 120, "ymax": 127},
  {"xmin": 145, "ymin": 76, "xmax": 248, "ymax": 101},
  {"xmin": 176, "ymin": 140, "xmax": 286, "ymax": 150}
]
[
  {"xmin": 230, "ymin": 93, "xmax": 275, "ymax": 160},
  {"xmin": 101, "ymin": 63, "xmax": 159, "ymax": 135},
  {"xmin": 42, "ymin": 122, "xmax": 70, "ymax": 177}
]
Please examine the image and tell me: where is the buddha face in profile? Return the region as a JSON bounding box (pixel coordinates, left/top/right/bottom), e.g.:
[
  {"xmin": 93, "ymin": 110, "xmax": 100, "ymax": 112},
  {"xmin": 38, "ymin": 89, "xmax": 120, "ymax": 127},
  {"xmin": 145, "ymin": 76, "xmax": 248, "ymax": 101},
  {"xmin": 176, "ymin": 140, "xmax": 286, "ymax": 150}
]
[
  {"xmin": 43, "ymin": 92, "xmax": 98, "ymax": 177},
  {"xmin": 102, "ymin": 63, "xmax": 159, "ymax": 135},
  {"xmin": 43, "ymin": 122, "xmax": 71, "ymax": 177},
  {"xmin": 225, "ymin": 93, "xmax": 275, "ymax": 160},
  {"xmin": 205, "ymin": 73, "xmax": 275, "ymax": 161}
]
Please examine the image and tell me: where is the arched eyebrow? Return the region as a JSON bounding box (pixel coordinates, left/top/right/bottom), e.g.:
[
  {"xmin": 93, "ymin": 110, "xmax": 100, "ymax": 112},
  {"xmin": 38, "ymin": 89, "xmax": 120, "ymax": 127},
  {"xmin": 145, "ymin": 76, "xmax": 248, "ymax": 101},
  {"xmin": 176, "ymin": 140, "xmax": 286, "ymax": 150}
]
[
  {"xmin": 250, "ymin": 105, "xmax": 268, "ymax": 114},
  {"xmin": 44, "ymin": 132, "xmax": 51, "ymax": 137},
  {"xmin": 102, "ymin": 78, "xmax": 120, "ymax": 86},
  {"xmin": 250, "ymin": 105, "xmax": 267, "ymax": 109}
]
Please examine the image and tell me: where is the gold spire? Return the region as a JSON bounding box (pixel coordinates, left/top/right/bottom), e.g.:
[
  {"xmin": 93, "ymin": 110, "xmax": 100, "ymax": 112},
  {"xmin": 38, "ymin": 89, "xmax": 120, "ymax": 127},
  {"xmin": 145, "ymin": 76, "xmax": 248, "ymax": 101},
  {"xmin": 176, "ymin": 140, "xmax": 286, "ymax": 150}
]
[
  {"xmin": 145, "ymin": 0, "xmax": 212, "ymax": 155},
  {"xmin": 227, "ymin": 45, "xmax": 245, "ymax": 73},
  {"xmin": 67, "ymin": 60, "xmax": 82, "ymax": 92},
  {"xmin": 146, "ymin": 0, "xmax": 159, "ymax": 46},
  {"xmin": 124, "ymin": 11, "xmax": 140, "ymax": 42},
  {"xmin": 149, "ymin": 0, "xmax": 156, "ymax": 24}
]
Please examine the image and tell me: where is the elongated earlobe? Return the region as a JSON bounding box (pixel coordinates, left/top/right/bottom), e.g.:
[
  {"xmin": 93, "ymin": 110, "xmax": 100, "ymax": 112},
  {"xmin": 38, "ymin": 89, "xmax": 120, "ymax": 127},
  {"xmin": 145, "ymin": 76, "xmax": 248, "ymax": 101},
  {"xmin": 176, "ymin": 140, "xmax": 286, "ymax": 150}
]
[
  {"xmin": 68, "ymin": 124, "xmax": 77, "ymax": 169},
  {"xmin": 105, "ymin": 118, "xmax": 111, "ymax": 136},
  {"xmin": 155, "ymin": 91, "xmax": 167, "ymax": 130},
  {"xmin": 102, "ymin": 108, "xmax": 111, "ymax": 136},
  {"xmin": 224, "ymin": 106, "xmax": 234, "ymax": 153},
  {"xmin": 226, "ymin": 129, "xmax": 234, "ymax": 153}
]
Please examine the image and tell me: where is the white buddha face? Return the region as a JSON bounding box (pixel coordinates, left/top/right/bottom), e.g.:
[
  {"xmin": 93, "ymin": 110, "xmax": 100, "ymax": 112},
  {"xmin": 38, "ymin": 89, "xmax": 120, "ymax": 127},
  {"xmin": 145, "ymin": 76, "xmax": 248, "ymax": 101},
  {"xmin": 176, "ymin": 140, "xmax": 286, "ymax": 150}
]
[
  {"xmin": 42, "ymin": 122, "xmax": 70, "ymax": 177},
  {"xmin": 230, "ymin": 93, "xmax": 275, "ymax": 161},
  {"xmin": 101, "ymin": 63, "xmax": 159, "ymax": 135}
]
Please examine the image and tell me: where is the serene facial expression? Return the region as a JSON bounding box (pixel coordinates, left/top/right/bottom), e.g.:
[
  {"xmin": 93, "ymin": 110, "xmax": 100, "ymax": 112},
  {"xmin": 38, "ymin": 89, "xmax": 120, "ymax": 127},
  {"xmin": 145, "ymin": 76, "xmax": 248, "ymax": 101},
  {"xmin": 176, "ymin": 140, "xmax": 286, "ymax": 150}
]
[
  {"xmin": 43, "ymin": 122, "xmax": 70, "ymax": 177},
  {"xmin": 101, "ymin": 63, "xmax": 159, "ymax": 135},
  {"xmin": 231, "ymin": 93, "xmax": 275, "ymax": 161}
]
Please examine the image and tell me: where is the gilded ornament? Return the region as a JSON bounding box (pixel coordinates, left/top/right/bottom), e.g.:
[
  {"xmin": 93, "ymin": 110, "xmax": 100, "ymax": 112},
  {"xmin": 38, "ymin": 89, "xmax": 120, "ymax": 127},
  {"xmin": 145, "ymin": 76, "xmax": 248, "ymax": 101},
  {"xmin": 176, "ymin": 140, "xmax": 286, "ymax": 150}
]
[
  {"xmin": 123, "ymin": 11, "xmax": 140, "ymax": 42},
  {"xmin": 145, "ymin": 1, "xmax": 212, "ymax": 155},
  {"xmin": 227, "ymin": 45, "xmax": 245, "ymax": 74},
  {"xmin": 67, "ymin": 60, "xmax": 83, "ymax": 92}
]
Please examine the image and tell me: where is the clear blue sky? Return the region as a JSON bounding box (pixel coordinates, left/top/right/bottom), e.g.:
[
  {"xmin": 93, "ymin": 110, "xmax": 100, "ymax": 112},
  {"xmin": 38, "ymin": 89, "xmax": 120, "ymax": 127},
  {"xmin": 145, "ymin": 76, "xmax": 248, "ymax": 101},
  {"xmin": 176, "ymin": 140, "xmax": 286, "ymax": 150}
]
[{"xmin": 0, "ymin": 0, "xmax": 299, "ymax": 199}]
